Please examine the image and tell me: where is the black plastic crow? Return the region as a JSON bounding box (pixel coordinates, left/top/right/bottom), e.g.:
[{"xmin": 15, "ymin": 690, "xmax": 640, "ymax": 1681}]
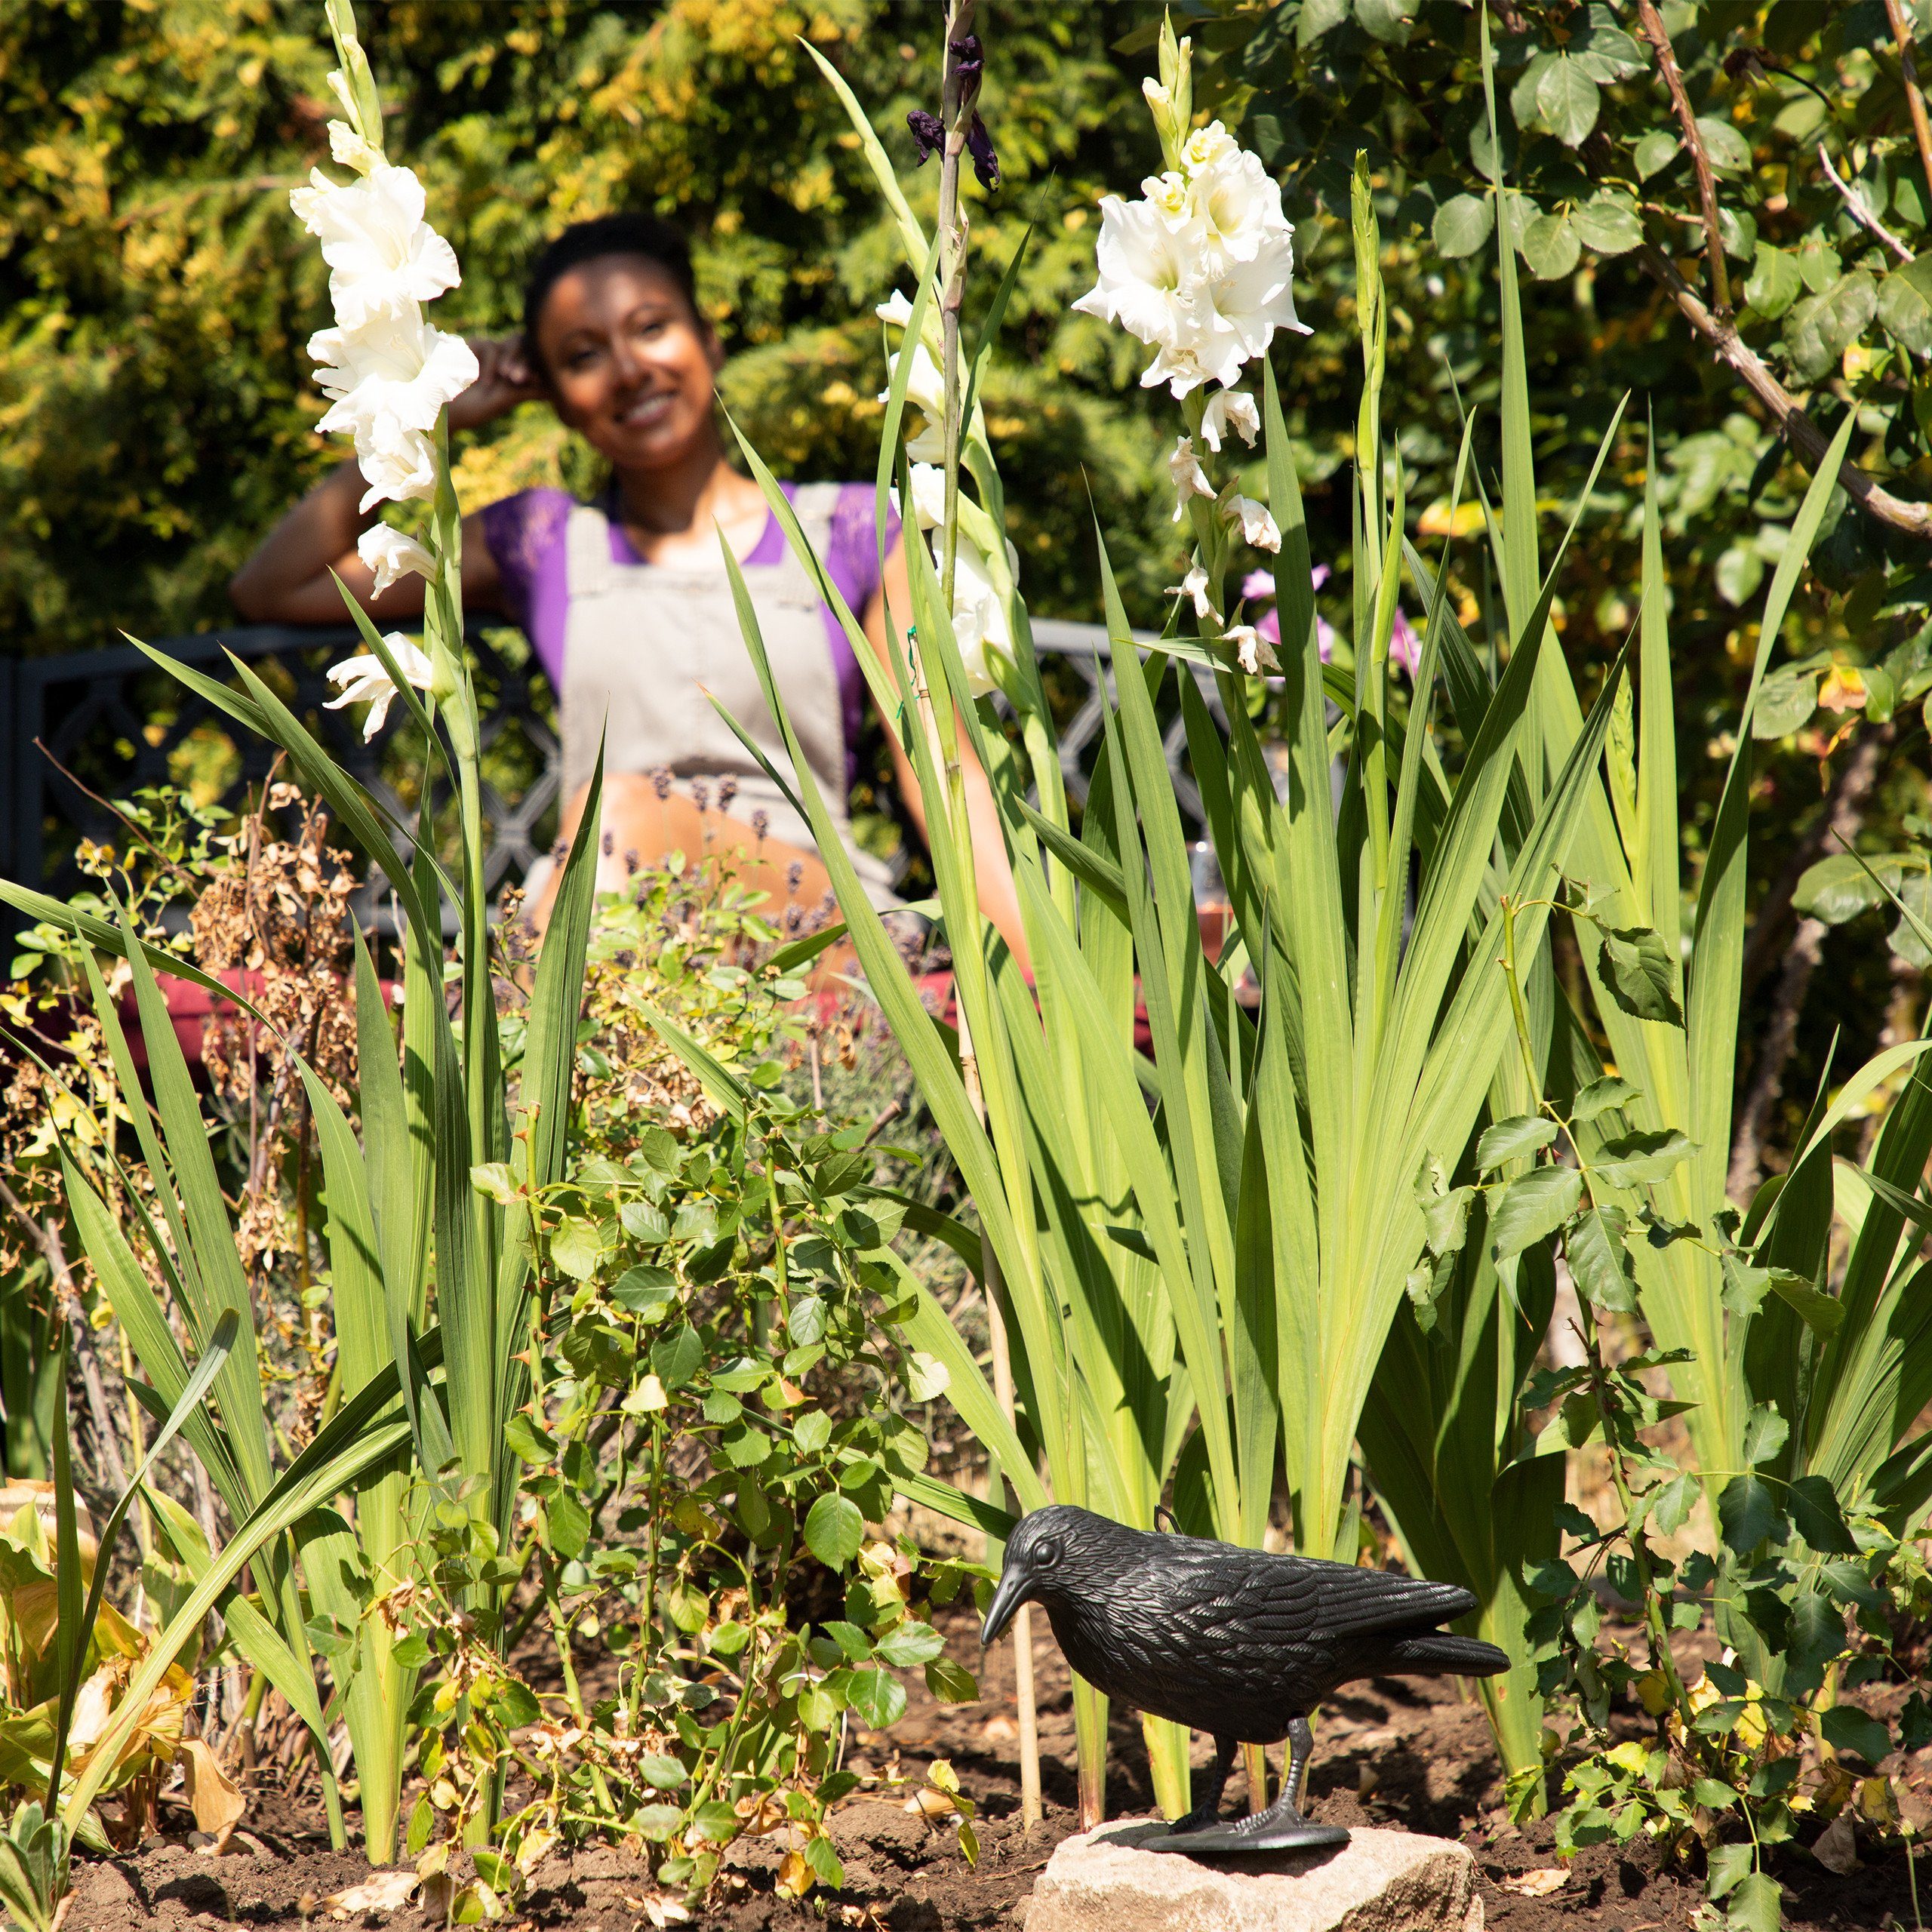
[{"xmin": 980, "ymin": 1504, "xmax": 1507, "ymax": 1854}]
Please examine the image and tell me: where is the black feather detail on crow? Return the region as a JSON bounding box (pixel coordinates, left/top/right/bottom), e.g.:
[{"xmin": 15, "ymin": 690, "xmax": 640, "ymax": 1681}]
[{"xmin": 980, "ymin": 1505, "xmax": 1507, "ymax": 1854}]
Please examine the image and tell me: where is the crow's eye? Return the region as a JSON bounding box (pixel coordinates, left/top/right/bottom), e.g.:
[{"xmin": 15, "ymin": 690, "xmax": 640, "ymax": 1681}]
[{"xmin": 1032, "ymin": 1536, "xmax": 1062, "ymax": 1568}]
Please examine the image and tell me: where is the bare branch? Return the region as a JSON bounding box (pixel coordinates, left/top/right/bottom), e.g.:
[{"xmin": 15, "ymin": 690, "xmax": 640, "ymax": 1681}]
[
  {"xmin": 1818, "ymin": 143, "xmax": 1913, "ymax": 264},
  {"xmin": 1636, "ymin": 244, "xmax": 1932, "ymax": 540},
  {"xmin": 1634, "ymin": 0, "xmax": 1731, "ymax": 314}
]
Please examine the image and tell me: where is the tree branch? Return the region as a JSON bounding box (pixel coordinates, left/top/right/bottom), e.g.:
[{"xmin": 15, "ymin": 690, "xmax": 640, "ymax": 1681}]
[
  {"xmin": 1636, "ymin": 244, "xmax": 1932, "ymax": 540},
  {"xmin": 1635, "ymin": 0, "xmax": 1730, "ymax": 314},
  {"xmin": 1884, "ymin": 0, "xmax": 1932, "ymax": 224},
  {"xmin": 1818, "ymin": 143, "xmax": 1913, "ymax": 264}
]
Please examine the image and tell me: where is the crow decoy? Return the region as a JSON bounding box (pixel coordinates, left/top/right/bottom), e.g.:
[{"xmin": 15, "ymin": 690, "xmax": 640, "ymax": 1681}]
[{"xmin": 980, "ymin": 1503, "xmax": 1507, "ymax": 1855}]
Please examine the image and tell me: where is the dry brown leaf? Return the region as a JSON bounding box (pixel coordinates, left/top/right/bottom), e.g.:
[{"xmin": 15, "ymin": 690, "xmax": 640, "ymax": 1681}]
[
  {"xmin": 319, "ymin": 1869, "xmax": 420, "ymax": 1916},
  {"xmin": 179, "ymin": 1740, "xmax": 245, "ymax": 1845},
  {"xmin": 1813, "ymin": 1808, "xmax": 1861, "ymax": 1875},
  {"xmin": 1500, "ymin": 1867, "xmax": 1571, "ymax": 1897},
  {"xmin": 979, "ymin": 1715, "xmax": 1019, "ymax": 1743}
]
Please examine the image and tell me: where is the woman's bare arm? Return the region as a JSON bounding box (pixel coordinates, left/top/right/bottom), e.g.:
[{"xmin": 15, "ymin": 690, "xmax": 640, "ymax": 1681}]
[
  {"xmin": 860, "ymin": 537, "xmax": 1032, "ymax": 972},
  {"xmin": 229, "ymin": 337, "xmax": 541, "ymax": 625}
]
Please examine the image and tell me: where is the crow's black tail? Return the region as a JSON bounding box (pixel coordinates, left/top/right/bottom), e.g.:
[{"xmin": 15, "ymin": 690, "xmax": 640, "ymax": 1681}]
[{"xmin": 1379, "ymin": 1631, "xmax": 1509, "ymax": 1678}]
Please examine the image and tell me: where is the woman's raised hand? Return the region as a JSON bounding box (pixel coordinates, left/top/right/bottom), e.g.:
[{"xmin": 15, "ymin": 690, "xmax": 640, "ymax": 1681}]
[{"xmin": 448, "ymin": 336, "xmax": 547, "ymax": 431}]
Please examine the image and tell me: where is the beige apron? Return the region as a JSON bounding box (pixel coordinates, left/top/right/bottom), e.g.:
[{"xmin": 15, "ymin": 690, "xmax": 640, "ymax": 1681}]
[{"xmin": 557, "ymin": 486, "xmax": 898, "ymax": 906}]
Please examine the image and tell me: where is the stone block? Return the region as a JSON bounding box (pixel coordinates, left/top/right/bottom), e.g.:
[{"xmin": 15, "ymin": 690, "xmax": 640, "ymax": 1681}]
[{"xmin": 1023, "ymin": 1819, "xmax": 1481, "ymax": 1932}]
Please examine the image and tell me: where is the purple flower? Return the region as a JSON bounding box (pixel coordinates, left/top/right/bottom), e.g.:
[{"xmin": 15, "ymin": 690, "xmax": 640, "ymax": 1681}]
[
  {"xmin": 650, "ymin": 765, "xmax": 672, "ymax": 801},
  {"xmin": 1389, "ymin": 608, "xmax": 1422, "ymax": 678},
  {"xmin": 1241, "ymin": 570, "xmax": 1275, "ymax": 602},
  {"xmin": 752, "ymin": 809, "xmax": 771, "ymax": 843},
  {"xmin": 967, "ymin": 112, "xmax": 1000, "ymax": 190},
  {"xmin": 951, "ymin": 34, "xmax": 984, "ymax": 83},
  {"xmin": 717, "ymin": 775, "xmax": 738, "ymax": 814},
  {"xmin": 906, "ymin": 109, "xmax": 943, "ymax": 164},
  {"xmin": 691, "ymin": 777, "xmax": 711, "ymax": 814}
]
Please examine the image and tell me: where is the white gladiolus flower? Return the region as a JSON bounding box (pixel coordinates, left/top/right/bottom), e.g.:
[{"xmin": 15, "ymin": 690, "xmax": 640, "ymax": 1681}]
[
  {"xmin": 899, "ymin": 462, "xmax": 949, "ymax": 532},
  {"xmin": 325, "ymin": 632, "xmax": 435, "ymax": 740},
  {"xmin": 875, "ymin": 289, "xmax": 917, "ymax": 329},
  {"xmin": 310, "ymin": 309, "xmax": 478, "ymax": 509},
  {"xmin": 1180, "ymin": 122, "xmax": 1240, "ymax": 176},
  {"xmin": 1074, "ymin": 114, "xmax": 1307, "ymax": 398},
  {"xmin": 1072, "ymin": 196, "xmax": 1203, "ymax": 362},
  {"xmin": 1169, "ymin": 436, "xmax": 1216, "ymax": 520},
  {"xmin": 1223, "ymin": 492, "xmax": 1281, "ymax": 552},
  {"xmin": 328, "ymin": 121, "xmax": 383, "ymax": 176},
  {"xmin": 1168, "ymin": 563, "xmax": 1217, "ymax": 620},
  {"xmin": 881, "ymin": 342, "xmax": 947, "ymax": 420},
  {"xmin": 1203, "ymin": 245, "xmax": 1307, "ymax": 362},
  {"xmin": 358, "ymin": 524, "xmax": 436, "ymax": 595},
  {"xmin": 1223, "ymin": 623, "xmax": 1277, "ymax": 676},
  {"xmin": 947, "ymin": 534, "xmax": 1021, "ymax": 699},
  {"xmin": 291, "ymin": 163, "xmax": 460, "ymax": 329},
  {"xmin": 1201, "ymin": 389, "xmax": 1260, "ymax": 452}
]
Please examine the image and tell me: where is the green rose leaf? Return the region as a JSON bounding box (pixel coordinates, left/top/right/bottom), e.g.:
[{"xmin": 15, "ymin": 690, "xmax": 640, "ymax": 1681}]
[
  {"xmin": 1751, "ymin": 663, "xmax": 1821, "ymax": 739},
  {"xmin": 1786, "ymin": 1475, "xmax": 1859, "ymax": 1555},
  {"xmin": 803, "ymin": 1492, "xmax": 865, "ymax": 1569},
  {"xmin": 637, "ymin": 1124, "xmax": 683, "ymax": 1176},
  {"xmin": 1879, "ymin": 255, "xmax": 1932, "ymax": 355},
  {"xmin": 1695, "ymin": 114, "xmax": 1751, "ymax": 175},
  {"xmin": 1597, "ymin": 924, "xmax": 1684, "ymax": 1026},
  {"xmin": 1537, "ymin": 57, "xmax": 1600, "ymax": 147},
  {"xmin": 1717, "ymin": 1474, "xmax": 1784, "ymax": 1554},
  {"xmin": 651, "ymin": 1320, "xmax": 703, "ymax": 1391},
  {"xmin": 925, "ymin": 1657, "xmax": 979, "ymax": 1704},
  {"xmin": 873, "ymin": 1620, "xmax": 946, "ymax": 1667},
  {"xmin": 1784, "ymin": 272, "xmax": 1878, "ymax": 383},
  {"xmin": 1649, "ymin": 1469, "xmax": 1699, "ymax": 1536},
  {"xmin": 1764, "ymin": 1268, "xmax": 1846, "ymax": 1336},
  {"xmin": 550, "ymin": 1216, "xmax": 601, "ymax": 1281},
  {"xmin": 1715, "ymin": 542, "xmax": 1764, "ymax": 608},
  {"xmin": 1593, "ymin": 1128, "xmax": 1695, "ymax": 1188},
  {"xmin": 1745, "ymin": 243, "xmax": 1802, "ymax": 320},
  {"xmin": 1795, "ymin": 852, "xmax": 1906, "ymax": 923},
  {"xmin": 1634, "ymin": 128, "xmax": 1679, "ymax": 180},
  {"xmin": 1567, "ymin": 1204, "xmax": 1639, "ymax": 1312},
  {"xmin": 1491, "ymin": 1165, "xmax": 1583, "ymax": 1262},
  {"xmin": 1571, "ymin": 1073, "xmax": 1638, "ymax": 1122},
  {"xmin": 846, "ymin": 1665, "xmax": 906, "ymax": 1730},
  {"xmin": 1571, "ymin": 16, "xmax": 1644, "ymax": 83},
  {"xmin": 1740, "ymin": 1401, "xmax": 1790, "ymax": 1466},
  {"xmin": 1820, "ymin": 1703, "xmax": 1894, "ymax": 1767},
  {"xmin": 1520, "ymin": 211, "xmax": 1582, "ymax": 281},
  {"xmin": 1478, "ymin": 1114, "xmax": 1560, "ymax": 1171},
  {"xmin": 1572, "ymin": 193, "xmax": 1643, "ymax": 255},
  {"xmin": 1433, "ymin": 192, "xmax": 1494, "ymax": 259},
  {"xmin": 546, "ymin": 1488, "xmax": 590, "ymax": 1559},
  {"xmin": 613, "ymin": 1265, "xmax": 677, "ymax": 1319},
  {"xmin": 1724, "ymin": 1872, "xmax": 1783, "ymax": 1932}
]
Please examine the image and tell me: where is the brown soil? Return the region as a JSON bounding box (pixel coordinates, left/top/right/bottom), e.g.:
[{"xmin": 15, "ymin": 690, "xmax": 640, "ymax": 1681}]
[{"xmin": 66, "ymin": 1609, "xmax": 1925, "ymax": 1932}]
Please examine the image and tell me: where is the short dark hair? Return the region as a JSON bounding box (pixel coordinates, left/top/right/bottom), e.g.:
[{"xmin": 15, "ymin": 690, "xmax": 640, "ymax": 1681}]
[{"xmin": 521, "ymin": 213, "xmax": 700, "ymax": 368}]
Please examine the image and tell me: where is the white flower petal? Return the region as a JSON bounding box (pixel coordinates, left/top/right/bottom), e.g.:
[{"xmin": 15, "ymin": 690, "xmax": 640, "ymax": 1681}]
[
  {"xmin": 1223, "ymin": 623, "xmax": 1277, "ymax": 676},
  {"xmin": 1168, "ymin": 436, "xmax": 1216, "ymax": 521},
  {"xmin": 1167, "ymin": 564, "xmax": 1217, "ymax": 620},
  {"xmin": 875, "ymin": 289, "xmax": 917, "ymax": 329},
  {"xmin": 358, "ymin": 525, "xmax": 436, "ymax": 595},
  {"xmin": 1201, "ymin": 389, "xmax": 1260, "ymax": 453},
  {"xmin": 324, "ymin": 635, "xmax": 435, "ymax": 741},
  {"xmin": 290, "ymin": 162, "xmax": 460, "ymax": 328},
  {"xmin": 1223, "ymin": 493, "xmax": 1281, "ymax": 552}
]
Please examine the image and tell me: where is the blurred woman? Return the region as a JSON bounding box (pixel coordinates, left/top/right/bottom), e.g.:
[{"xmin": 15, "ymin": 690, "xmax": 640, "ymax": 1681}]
[{"xmin": 232, "ymin": 211, "xmax": 1023, "ymax": 954}]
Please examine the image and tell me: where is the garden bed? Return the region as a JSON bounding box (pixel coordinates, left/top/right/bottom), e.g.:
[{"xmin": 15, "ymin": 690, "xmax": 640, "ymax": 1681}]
[{"xmin": 65, "ymin": 1603, "xmax": 1923, "ymax": 1932}]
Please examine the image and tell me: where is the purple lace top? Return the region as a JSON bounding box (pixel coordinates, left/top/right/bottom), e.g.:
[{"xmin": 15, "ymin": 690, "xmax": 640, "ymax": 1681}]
[{"xmin": 480, "ymin": 481, "xmax": 897, "ymax": 786}]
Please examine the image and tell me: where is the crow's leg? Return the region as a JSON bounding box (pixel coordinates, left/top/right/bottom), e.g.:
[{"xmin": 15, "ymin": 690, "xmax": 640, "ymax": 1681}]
[
  {"xmin": 1144, "ymin": 1715, "xmax": 1349, "ymax": 1855},
  {"xmin": 1285, "ymin": 1715, "xmax": 1314, "ymax": 1811},
  {"xmin": 1164, "ymin": 1735, "xmax": 1237, "ymax": 1833}
]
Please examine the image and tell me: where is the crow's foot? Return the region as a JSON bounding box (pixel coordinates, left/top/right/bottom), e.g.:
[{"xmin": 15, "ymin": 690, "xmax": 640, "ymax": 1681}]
[{"xmin": 1142, "ymin": 1786, "xmax": 1349, "ymax": 1858}]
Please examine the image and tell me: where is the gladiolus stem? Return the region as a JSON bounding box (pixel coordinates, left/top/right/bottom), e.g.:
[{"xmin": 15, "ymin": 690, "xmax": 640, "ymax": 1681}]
[{"xmin": 937, "ymin": 0, "xmax": 975, "ymax": 617}]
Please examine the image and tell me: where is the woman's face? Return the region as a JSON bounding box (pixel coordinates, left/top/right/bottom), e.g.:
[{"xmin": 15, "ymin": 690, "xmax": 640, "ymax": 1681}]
[{"xmin": 533, "ymin": 255, "xmax": 721, "ymax": 471}]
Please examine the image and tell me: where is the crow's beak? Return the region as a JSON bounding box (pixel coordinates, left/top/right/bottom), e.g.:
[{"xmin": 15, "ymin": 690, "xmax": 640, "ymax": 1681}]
[{"xmin": 980, "ymin": 1568, "xmax": 1029, "ymax": 1647}]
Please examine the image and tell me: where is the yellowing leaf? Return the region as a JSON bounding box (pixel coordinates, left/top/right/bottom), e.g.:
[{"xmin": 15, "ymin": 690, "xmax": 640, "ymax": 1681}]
[
  {"xmin": 1818, "ymin": 664, "xmax": 1868, "ymax": 712},
  {"xmin": 180, "ymin": 1738, "xmax": 246, "ymax": 1843},
  {"xmin": 1500, "ymin": 1867, "xmax": 1570, "ymax": 1897}
]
